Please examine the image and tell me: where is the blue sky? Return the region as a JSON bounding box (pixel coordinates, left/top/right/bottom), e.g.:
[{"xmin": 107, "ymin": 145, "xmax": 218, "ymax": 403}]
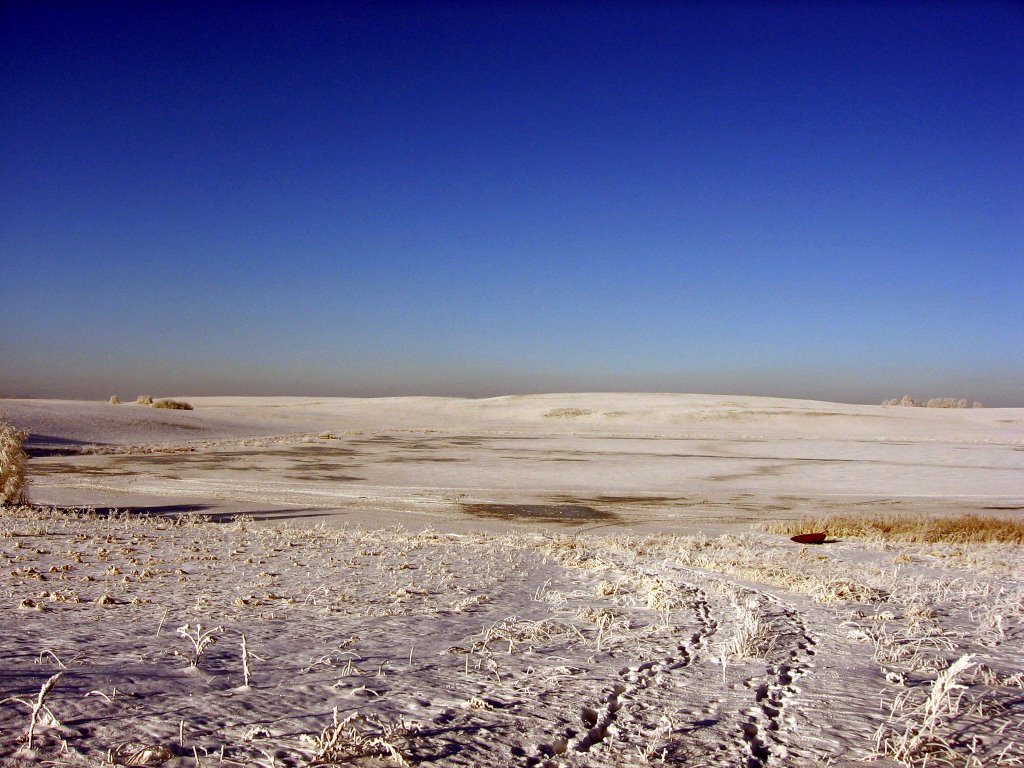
[{"xmin": 2, "ymin": 2, "xmax": 1022, "ymax": 404}]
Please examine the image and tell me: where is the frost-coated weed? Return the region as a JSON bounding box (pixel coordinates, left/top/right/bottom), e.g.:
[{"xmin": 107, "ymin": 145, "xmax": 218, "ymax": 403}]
[
  {"xmin": 0, "ymin": 672, "xmax": 62, "ymax": 749},
  {"xmin": 175, "ymin": 622, "xmax": 223, "ymax": 667},
  {"xmin": 307, "ymin": 708, "xmax": 416, "ymax": 766},
  {"xmin": 874, "ymin": 655, "xmax": 976, "ymax": 765}
]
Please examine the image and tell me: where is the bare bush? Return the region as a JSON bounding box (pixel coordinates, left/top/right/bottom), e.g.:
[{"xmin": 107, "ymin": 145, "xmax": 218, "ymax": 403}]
[
  {"xmin": 152, "ymin": 399, "xmax": 193, "ymax": 410},
  {"xmin": 1, "ymin": 417, "xmax": 30, "ymax": 505},
  {"xmin": 109, "ymin": 395, "xmax": 121, "ymax": 405}
]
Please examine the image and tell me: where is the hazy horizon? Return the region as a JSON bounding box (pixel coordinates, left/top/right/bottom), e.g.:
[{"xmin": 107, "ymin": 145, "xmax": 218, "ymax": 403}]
[
  {"xmin": 3, "ymin": 3, "xmax": 1022, "ymax": 408},
  {"xmin": 3, "ymin": 366, "xmax": 1021, "ymax": 408}
]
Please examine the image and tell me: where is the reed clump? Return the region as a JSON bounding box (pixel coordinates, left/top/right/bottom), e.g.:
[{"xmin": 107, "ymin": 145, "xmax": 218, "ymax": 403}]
[{"xmin": 762, "ymin": 513, "xmax": 1024, "ymax": 544}]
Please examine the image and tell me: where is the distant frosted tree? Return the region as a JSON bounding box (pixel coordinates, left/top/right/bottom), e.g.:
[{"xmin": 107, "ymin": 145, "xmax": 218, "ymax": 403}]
[{"xmin": 884, "ymin": 395, "xmax": 975, "ymax": 408}]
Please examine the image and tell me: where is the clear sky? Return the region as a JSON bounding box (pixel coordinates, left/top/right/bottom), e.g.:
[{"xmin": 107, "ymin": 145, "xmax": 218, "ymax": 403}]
[{"xmin": 2, "ymin": 2, "xmax": 1022, "ymax": 405}]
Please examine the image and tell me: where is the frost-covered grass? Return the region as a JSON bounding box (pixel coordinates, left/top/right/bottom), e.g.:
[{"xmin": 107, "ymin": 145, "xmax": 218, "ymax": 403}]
[
  {"xmin": 0, "ymin": 505, "xmax": 1021, "ymax": 767},
  {"xmin": 0, "ymin": 417, "xmax": 29, "ymax": 506}
]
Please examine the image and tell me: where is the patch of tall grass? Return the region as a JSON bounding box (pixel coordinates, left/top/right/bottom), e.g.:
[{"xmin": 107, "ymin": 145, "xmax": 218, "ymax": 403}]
[{"xmin": 762, "ymin": 513, "xmax": 1024, "ymax": 544}]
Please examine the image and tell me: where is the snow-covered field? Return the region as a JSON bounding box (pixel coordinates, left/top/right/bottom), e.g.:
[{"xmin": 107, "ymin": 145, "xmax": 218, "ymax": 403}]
[
  {"xmin": 6, "ymin": 394, "xmax": 1023, "ymax": 533},
  {"xmin": 1, "ymin": 394, "xmax": 1022, "ymax": 766}
]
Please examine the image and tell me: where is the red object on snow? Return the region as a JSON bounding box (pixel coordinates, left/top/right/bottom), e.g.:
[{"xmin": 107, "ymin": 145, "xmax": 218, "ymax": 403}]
[{"xmin": 790, "ymin": 532, "xmax": 827, "ymax": 544}]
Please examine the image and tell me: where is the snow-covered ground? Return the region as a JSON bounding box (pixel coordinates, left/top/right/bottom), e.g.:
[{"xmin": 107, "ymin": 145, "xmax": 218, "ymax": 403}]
[
  {"xmin": 0, "ymin": 394, "xmax": 1021, "ymax": 766},
  {"xmin": 4, "ymin": 394, "xmax": 1022, "ymax": 534}
]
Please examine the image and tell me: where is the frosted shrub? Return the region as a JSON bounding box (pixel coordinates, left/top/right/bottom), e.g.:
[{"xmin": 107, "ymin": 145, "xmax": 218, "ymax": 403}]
[
  {"xmin": 109, "ymin": 394, "xmax": 121, "ymax": 405},
  {"xmin": 925, "ymin": 398, "xmax": 968, "ymax": 409},
  {"xmin": 882, "ymin": 396, "xmax": 975, "ymax": 408},
  {"xmin": 0, "ymin": 417, "xmax": 30, "ymax": 505},
  {"xmin": 152, "ymin": 399, "xmax": 193, "ymax": 410},
  {"xmin": 136, "ymin": 394, "xmax": 153, "ymax": 405}
]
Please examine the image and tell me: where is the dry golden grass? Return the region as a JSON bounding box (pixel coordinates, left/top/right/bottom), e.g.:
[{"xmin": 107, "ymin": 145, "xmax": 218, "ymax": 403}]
[
  {"xmin": 762, "ymin": 513, "xmax": 1024, "ymax": 544},
  {"xmin": 544, "ymin": 408, "xmax": 593, "ymax": 418},
  {"xmin": 152, "ymin": 399, "xmax": 193, "ymax": 410}
]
